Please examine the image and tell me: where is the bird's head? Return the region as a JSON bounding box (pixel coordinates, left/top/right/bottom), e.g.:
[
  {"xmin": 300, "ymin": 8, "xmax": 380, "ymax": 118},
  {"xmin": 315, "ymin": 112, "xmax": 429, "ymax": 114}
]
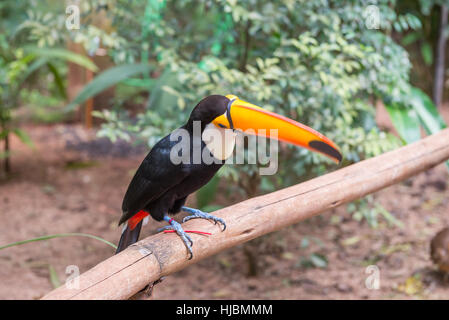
[
  {"xmin": 188, "ymin": 95, "xmax": 231, "ymax": 128},
  {"xmin": 188, "ymin": 94, "xmax": 342, "ymax": 163}
]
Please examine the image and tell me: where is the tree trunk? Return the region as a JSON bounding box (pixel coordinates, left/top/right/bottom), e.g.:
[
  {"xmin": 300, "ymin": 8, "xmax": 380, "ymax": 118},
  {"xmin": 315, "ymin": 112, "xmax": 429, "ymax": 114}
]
[
  {"xmin": 239, "ymin": 21, "xmax": 251, "ymax": 72},
  {"xmin": 433, "ymin": 5, "xmax": 448, "ymax": 108},
  {"xmin": 3, "ymin": 132, "xmax": 10, "ymax": 174}
]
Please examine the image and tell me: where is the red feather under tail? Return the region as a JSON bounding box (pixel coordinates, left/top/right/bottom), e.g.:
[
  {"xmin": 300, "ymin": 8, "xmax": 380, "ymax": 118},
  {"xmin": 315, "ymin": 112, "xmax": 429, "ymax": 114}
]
[{"xmin": 115, "ymin": 210, "xmax": 149, "ymax": 254}]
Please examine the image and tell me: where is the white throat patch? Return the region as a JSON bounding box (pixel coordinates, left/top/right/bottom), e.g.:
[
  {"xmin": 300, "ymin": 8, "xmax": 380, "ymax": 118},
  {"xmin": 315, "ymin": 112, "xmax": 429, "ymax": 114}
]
[{"xmin": 202, "ymin": 123, "xmax": 236, "ymax": 160}]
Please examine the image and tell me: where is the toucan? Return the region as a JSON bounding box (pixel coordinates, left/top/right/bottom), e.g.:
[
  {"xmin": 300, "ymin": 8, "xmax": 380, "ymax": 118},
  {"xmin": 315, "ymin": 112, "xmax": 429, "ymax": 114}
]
[{"xmin": 116, "ymin": 94, "xmax": 342, "ymax": 258}]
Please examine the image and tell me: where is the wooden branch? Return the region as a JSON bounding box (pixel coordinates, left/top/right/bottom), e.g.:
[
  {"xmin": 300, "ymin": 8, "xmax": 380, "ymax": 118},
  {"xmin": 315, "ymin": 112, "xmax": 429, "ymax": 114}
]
[{"xmin": 42, "ymin": 128, "xmax": 449, "ymax": 300}]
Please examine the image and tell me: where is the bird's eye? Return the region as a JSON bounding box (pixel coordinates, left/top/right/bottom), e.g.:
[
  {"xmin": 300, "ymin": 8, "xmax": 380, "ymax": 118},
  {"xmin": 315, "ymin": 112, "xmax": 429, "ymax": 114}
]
[{"xmin": 218, "ymin": 123, "xmax": 227, "ymax": 128}]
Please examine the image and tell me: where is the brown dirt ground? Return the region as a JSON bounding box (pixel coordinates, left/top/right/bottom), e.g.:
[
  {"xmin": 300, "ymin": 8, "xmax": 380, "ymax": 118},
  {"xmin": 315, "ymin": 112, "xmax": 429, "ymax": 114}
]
[{"xmin": 1, "ymin": 105, "xmax": 449, "ymax": 300}]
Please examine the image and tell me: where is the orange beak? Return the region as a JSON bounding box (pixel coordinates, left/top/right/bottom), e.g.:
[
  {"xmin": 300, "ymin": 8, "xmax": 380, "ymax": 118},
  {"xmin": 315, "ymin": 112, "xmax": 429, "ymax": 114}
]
[{"xmin": 212, "ymin": 95, "xmax": 342, "ymax": 163}]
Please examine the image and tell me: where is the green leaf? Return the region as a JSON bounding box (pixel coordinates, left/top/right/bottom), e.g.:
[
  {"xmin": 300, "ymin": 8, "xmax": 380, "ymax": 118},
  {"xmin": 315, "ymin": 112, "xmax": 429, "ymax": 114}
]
[
  {"xmin": 375, "ymin": 204, "xmax": 404, "ymax": 229},
  {"xmin": 25, "ymin": 47, "xmax": 98, "ymax": 72},
  {"xmin": 401, "ymin": 32, "xmax": 420, "ymax": 46},
  {"xmin": 145, "ymin": 69, "xmax": 178, "ymax": 109},
  {"xmin": 410, "ymin": 87, "xmax": 447, "ymax": 134},
  {"xmin": 65, "ymin": 64, "xmax": 154, "ymax": 111},
  {"xmin": 384, "ymin": 104, "xmax": 421, "ymax": 144},
  {"xmin": 0, "ymin": 233, "xmax": 117, "ymax": 251},
  {"xmin": 421, "ymin": 43, "xmax": 433, "ymax": 65},
  {"xmin": 48, "ymin": 265, "xmax": 61, "ymax": 289},
  {"xmin": 300, "ymin": 237, "xmax": 310, "ymax": 248},
  {"xmin": 409, "ymin": 87, "xmax": 448, "ymax": 170},
  {"xmin": 309, "ymin": 253, "xmax": 328, "ymax": 268},
  {"xmin": 12, "ymin": 128, "xmax": 33, "ymax": 147},
  {"xmin": 46, "ymin": 62, "xmax": 67, "ymax": 99},
  {"xmin": 19, "ymin": 57, "xmax": 48, "ymax": 85},
  {"xmin": 122, "ymin": 78, "xmax": 155, "ymax": 87}
]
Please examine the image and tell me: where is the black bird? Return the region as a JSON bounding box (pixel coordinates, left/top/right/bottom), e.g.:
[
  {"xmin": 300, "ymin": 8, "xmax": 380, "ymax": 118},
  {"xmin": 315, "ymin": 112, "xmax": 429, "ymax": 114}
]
[{"xmin": 116, "ymin": 94, "xmax": 342, "ymax": 258}]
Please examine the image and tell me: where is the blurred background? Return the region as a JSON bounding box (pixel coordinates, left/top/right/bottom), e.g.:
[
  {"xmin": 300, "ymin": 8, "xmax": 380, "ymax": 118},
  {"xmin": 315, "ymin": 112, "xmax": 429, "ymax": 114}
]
[{"xmin": 1, "ymin": 0, "xmax": 449, "ymax": 299}]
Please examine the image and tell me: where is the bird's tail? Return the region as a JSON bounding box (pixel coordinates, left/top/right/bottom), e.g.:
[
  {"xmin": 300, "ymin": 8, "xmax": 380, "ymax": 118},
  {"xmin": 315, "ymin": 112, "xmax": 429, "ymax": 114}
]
[
  {"xmin": 115, "ymin": 210, "xmax": 150, "ymax": 254},
  {"xmin": 115, "ymin": 220, "xmax": 143, "ymax": 254}
]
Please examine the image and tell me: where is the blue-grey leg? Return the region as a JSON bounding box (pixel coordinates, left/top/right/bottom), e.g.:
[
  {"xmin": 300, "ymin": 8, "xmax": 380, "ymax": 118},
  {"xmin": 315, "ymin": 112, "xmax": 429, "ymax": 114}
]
[
  {"xmin": 157, "ymin": 215, "xmax": 193, "ymax": 260},
  {"xmin": 181, "ymin": 206, "xmax": 226, "ymax": 231}
]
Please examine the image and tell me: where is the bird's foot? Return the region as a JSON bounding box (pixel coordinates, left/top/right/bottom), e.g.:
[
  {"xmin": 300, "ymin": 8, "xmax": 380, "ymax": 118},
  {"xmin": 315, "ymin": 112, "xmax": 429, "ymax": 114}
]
[
  {"xmin": 181, "ymin": 206, "xmax": 226, "ymax": 231},
  {"xmin": 158, "ymin": 216, "xmax": 193, "ymax": 260}
]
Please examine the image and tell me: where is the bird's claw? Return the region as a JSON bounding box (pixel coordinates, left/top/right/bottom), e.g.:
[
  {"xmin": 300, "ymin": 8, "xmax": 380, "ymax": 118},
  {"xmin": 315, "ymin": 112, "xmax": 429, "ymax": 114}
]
[
  {"xmin": 158, "ymin": 219, "xmax": 193, "ymax": 259},
  {"xmin": 181, "ymin": 207, "xmax": 226, "ymax": 231}
]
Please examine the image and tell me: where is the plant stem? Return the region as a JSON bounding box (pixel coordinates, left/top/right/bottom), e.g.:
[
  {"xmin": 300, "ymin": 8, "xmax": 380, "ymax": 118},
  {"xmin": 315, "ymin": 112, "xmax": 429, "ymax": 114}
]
[{"xmin": 0, "ymin": 233, "xmax": 117, "ymax": 250}]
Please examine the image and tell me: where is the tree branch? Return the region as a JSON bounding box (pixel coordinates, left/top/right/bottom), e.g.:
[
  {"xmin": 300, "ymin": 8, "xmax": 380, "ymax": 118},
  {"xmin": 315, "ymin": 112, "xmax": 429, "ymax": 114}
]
[{"xmin": 42, "ymin": 128, "xmax": 449, "ymax": 300}]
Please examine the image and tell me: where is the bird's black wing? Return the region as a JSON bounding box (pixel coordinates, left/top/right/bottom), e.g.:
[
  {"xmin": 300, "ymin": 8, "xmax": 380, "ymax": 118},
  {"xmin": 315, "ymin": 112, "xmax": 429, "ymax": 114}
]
[{"xmin": 119, "ymin": 134, "xmax": 188, "ymax": 224}]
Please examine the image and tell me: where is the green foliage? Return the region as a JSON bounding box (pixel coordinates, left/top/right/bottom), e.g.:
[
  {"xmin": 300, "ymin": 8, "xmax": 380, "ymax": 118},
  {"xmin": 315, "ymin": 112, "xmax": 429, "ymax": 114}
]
[
  {"xmin": 396, "ymin": 1, "xmax": 439, "ymax": 66},
  {"xmin": 25, "ymin": 47, "xmax": 98, "ymax": 72},
  {"xmin": 81, "ymin": 0, "xmax": 414, "ymax": 195},
  {"xmin": 0, "ymin": 28, "xmax": 97, "ymax": 173},
  {"xmin": 419, "ymin": 0, "xmax": 449, "ymax": 15},
  {"xmin": 7, "ymin": 1, "xmax": 423, "ymax": 196},
  {"xmin": 0, "ymin": 50, "xmax": 85, "ymax": 170},
  {"xmin": 384, "ymin": 104, "xmax": 421, "ymax": 144},
  {"xmin": 347, "ymin": 195, "xmax": 404, "ymax": 228},
  {"xmin": 66, "ymin": 63, "xmax": 153, "ymax": 111},
  {"xmin": 384, "ymin": 86, "xmax": 448, "ymax": 169},
  {"xmin": 409, "ymin": 87, "xmax": 447, "ymax": 135},
  {"xmin": 298, "ymin": 253, "xmax": 329, "ymax": 269},
  {"xmin": 20, "ymin": 89, "xmax": 68, "ymax": 123},
  {"xmin": 0, "ymin": 42, "xmax": 37, "ymax": 170},
  {"xmin": 397, "ymin": 0, "xmax": 449, "ymax": 95}
]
